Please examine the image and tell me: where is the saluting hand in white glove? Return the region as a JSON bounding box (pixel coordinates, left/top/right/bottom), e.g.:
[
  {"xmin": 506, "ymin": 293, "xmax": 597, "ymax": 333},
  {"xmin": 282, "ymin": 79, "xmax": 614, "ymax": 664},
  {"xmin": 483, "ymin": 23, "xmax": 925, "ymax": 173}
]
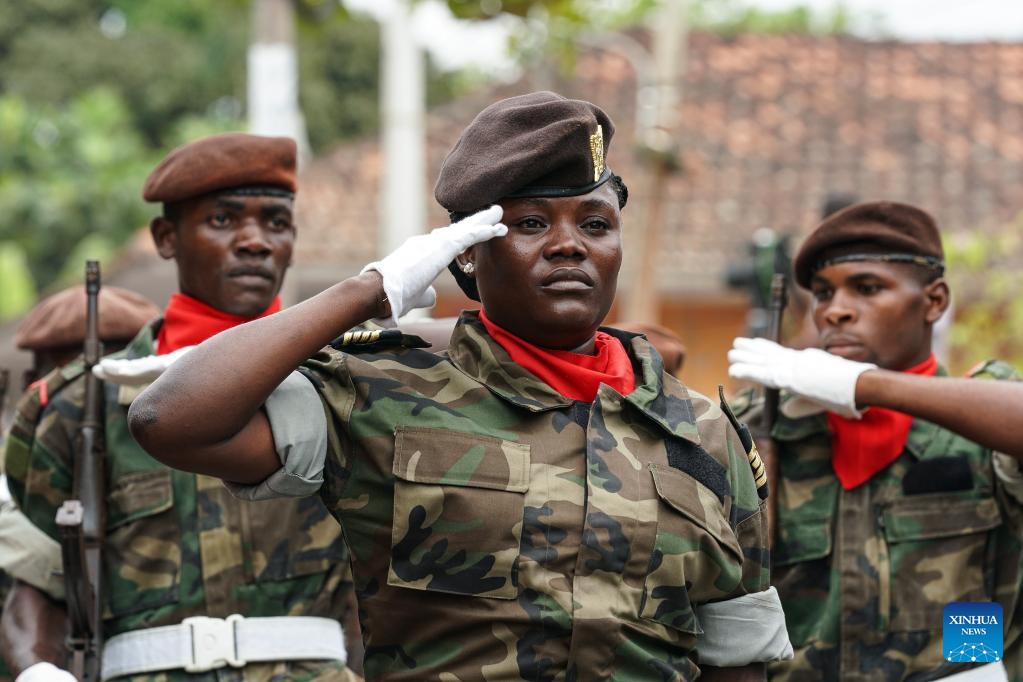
[
  {"xmin": 92, "ymin": 345, "xmax": 196, "ymax": 386},
  {"xmin": 361, "ymin": 205, "xmax": 507, "ymax": 327},
  {"xmin": 727, "ymin": 337, "xmax": 877, "ymax": 419}
]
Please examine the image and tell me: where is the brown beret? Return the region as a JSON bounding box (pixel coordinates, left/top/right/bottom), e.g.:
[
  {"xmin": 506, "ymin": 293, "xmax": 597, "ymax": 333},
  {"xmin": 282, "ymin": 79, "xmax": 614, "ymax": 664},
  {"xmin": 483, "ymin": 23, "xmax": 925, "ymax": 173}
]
[
  {"xmin": 15, "ymin": 286, "xmax": 161, "ymax": 351},
  {"xmin": 143, "ymin": 132, "xmax": 297, "ymax": 203},
  {"xmin": 793, "ymin": 200, "xmax": 945, "ymax": 288},
  {"xmin": 435, "ymin": 91, "xmax": 615, "ymax": 213}
]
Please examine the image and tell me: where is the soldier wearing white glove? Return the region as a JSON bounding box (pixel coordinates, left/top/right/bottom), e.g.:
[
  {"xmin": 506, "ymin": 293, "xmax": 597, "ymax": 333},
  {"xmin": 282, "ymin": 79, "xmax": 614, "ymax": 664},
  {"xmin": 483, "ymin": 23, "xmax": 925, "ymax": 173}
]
[
  {"xmin": 727, "ymin": 337, "xmax": 876, "ymax": 418},
  {"xmin": 92, "ymin": 345, "xmax": 196, "ymax": 385},
  {"xmin": 361, "ymin": 205, "xmax": 507, "ymax": 327}
]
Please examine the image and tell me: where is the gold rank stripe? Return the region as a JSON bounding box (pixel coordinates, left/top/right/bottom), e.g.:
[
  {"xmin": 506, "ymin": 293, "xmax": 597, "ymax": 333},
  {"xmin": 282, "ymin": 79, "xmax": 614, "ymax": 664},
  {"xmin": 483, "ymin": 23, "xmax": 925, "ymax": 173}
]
[
  {"xmin": 341, "ymin": 329, "xmax": 383, "ymax": 345},
  {"xmin": 746, "ymin": 443, "xmax": 768, "ymax": 488}
]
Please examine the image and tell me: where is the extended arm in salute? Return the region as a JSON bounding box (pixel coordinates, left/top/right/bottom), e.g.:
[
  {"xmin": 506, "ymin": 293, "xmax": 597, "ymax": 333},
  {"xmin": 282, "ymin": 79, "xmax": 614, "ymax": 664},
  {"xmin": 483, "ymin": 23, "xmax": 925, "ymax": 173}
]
[
  {"xmin": 129, "ymin": 207, "xmax": 507, "ymax": 483},
  {"xmin": 729, "ymin": 336, "xmax": 1023, "ymax": 460},
  {"xmin": 129, "ymin": 271, "xmax": 384, "ymax": 483}
]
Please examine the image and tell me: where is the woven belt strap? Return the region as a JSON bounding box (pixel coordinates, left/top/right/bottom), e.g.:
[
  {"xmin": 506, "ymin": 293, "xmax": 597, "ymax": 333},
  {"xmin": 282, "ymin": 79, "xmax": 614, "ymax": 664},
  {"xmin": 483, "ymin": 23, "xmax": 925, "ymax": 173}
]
[{"xmin": 100, "ymin": 615, "xmax": 346, "ymax": 681}]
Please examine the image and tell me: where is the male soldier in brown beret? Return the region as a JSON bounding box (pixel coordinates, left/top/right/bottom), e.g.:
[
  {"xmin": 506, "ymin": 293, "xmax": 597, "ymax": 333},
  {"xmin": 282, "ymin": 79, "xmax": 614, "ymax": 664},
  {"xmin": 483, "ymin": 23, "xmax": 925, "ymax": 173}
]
[
  {"xmin": 1, "ymin": 133, "xmax": 361, "ymax": 682},
  {"xmin": 729, "ymin": 200, "xmax": 1023, "ymax": 680},
  {"xmin": 14, "ymin": 285, "xmax": 161, "ymax": 389}
]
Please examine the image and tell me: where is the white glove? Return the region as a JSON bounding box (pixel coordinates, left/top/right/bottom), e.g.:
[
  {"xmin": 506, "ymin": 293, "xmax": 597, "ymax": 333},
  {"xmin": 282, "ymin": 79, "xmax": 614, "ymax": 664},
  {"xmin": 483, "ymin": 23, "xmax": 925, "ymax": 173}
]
[
  {"xmin": 727, "ymin": 337, "xmax": 877, "ymax": 419},
  {"xmin": 361, "ymin": 205, "xmax": 507, "ymax": 327},
  {"xmin": 15, "ymin": 662, "xmax": 77, "ymax": 682},
  {"xmin": 92, "ymin": 345, "xmax": 195, "ymax": 385}
]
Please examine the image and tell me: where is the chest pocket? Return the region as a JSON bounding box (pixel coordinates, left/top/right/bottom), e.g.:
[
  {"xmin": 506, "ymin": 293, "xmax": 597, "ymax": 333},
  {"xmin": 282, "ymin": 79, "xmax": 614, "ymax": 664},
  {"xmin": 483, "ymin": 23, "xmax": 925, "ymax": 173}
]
[
  {"xmin": 641, "ymin": 463, "xmax": 744, "ymax": 635},
  {"xmin": 388, "ymin": 425, "xmax": 529, "ymax": 600},
  {"xmin": 882, "ymin": 493, "xmax": 1002, "ymax": 631},
  {"xmin": 105, "ymin": 469, "xmax": 180, "ymax": 617}
]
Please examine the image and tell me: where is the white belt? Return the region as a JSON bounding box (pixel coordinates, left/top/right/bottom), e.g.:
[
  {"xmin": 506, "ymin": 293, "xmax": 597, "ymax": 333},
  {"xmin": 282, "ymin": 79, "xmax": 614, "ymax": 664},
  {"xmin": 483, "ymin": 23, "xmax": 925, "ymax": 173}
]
[
  {"xmin": 937, "ymin": 661, "xmax": 1008, "ymax": 681},
  {"xmin": 100, "ymin": 615, "xmax": 346, "ymax": 681}
]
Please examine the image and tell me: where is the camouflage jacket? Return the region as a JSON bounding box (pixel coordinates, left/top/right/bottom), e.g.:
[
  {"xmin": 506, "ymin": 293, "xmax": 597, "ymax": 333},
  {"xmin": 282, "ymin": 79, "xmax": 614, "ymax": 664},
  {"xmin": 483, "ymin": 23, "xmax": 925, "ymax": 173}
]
[
  {"xmin": 3, "ymin": 321, "xmax": 355, "ymax": 682},
  {"xmin": 757, "ymin": 360, "xmax": 1023, "ymax": 681},
  {"xmin": 284, "ymin": 311, "xmax": 777, "ymax": 681}
]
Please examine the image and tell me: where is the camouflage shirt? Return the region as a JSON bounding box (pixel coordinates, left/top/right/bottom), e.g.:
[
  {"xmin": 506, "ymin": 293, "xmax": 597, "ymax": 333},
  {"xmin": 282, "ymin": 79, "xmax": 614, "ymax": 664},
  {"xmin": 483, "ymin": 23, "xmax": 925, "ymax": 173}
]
[
  {"xmin": 758, "ymin": 360, "xmax": 1023, "ymax": 681},
  {"xmin": 255, "ymin": 311, "xmax": 787, "ymax": 681},
  {"xmin": 3, "ymin": 322, "xmax": 356, "ymax": 682}
]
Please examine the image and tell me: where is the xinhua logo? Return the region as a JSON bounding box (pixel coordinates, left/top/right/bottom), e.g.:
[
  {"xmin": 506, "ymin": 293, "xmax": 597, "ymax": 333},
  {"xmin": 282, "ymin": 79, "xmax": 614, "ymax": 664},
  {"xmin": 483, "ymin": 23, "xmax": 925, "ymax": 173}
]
[{"xmin": 943, "ymin": 602, "xmax": 1003, "ymax": 663}]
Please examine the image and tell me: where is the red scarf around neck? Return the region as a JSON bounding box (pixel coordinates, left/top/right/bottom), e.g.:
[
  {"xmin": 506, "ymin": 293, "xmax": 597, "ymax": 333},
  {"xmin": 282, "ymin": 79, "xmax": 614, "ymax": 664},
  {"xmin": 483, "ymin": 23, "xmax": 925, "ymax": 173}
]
[
  {"xmin": 156, "ymin": 293, "xmax": 281, "ymax": 355},
  {"xmin": 828, "ymin": 353, "xmax": 939, "ymax": 490},
  {"xmin": 479, "ymin": 309, "xmax": 635, "ymax": 402}
]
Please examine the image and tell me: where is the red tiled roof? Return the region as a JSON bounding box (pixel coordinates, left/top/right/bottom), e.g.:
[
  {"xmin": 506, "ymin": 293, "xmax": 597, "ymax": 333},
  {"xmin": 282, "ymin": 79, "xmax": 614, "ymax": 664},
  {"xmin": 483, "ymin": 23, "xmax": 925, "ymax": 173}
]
[{"xmin": 295, "ymin": 32, "xmax": 1023, "ymax": 295}]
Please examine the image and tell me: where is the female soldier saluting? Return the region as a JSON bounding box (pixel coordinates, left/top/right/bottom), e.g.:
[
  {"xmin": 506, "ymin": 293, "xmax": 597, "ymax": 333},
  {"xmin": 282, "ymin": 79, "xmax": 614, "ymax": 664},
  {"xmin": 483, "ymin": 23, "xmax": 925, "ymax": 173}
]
[{"xmin": 128, "ymin": 91, "xmax": 791, "ymax": 681}]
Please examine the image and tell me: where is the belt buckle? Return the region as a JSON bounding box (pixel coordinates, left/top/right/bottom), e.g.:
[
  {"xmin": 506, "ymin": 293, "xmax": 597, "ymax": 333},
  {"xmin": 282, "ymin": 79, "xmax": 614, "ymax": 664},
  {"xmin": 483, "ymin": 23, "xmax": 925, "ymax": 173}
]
[{"xmin": 183, "ymin": 614, "xmax": 245, "ymax": 672}]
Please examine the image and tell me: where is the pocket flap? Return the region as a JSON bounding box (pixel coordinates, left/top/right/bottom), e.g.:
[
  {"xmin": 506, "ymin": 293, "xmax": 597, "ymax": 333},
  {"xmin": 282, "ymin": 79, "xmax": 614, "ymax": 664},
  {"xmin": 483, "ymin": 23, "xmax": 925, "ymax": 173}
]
[
  {"xmin": 107, "ymin": 469, "xmax": 174, "ymax": 530},
  {"xmin": 883, "ymin": 495, "xmax": 1001, "ymax": 543},
  {"xmin": 393, "ymin": 426, "xmax": 530, "ymax": 492},
  {"xmin": 649, "ymin": 463, "xmax": 741, "ymax": 558}
]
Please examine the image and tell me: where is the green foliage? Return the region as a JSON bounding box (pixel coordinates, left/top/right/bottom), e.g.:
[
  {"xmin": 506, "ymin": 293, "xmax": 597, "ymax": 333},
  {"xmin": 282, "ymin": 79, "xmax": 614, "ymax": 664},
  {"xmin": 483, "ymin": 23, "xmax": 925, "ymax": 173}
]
[
  {"xmin": 0, "ymin": 242, "xmax": 36, "ymax": 322},
  {"xmin": 690, "ymin": 0, "xmax": 851, "ymax": 35},
  {"xmin": 0, "ymin": 0, "xmax": 463, "ymax": 295},
  {"xmin": 0, "ymin": 89, "xmax": 157, "ymax": 294},
  {"xmin": 944, "ymin": 217, "xmax": 1023, "ymax": 373},
  {"xmin": 298, "ymin": 14, "xmax": 383, "ymax": 149},
  {"xmin": 2, "ymin": 0, "xmax": 249, "ymax": 147}
]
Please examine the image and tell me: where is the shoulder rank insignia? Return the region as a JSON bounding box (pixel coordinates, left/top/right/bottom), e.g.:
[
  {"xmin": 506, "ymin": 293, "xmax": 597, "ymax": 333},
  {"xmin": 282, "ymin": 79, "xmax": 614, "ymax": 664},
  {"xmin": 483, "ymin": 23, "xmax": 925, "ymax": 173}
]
[
  {"xmin": 718, "ymin": 386, "xmax": 769, "ymax": 500},
  {"xmin": 329, "ymin": 328, "xmax": 432, "ymax": 353}
]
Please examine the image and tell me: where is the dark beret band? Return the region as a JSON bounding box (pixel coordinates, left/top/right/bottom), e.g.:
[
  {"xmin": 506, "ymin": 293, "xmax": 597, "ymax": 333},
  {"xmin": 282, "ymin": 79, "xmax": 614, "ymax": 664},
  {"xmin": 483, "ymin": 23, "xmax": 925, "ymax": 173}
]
[
  {"xmin": 793, "ymin": 200, "xmax": 945, "ymax": 288},
  {"xmin": 504, "ymin": 167, "xmax": 613, "ymax": 200},
  {"xmin": 815, "ymin": 253, "xmax": 945, "ymax": 274}
]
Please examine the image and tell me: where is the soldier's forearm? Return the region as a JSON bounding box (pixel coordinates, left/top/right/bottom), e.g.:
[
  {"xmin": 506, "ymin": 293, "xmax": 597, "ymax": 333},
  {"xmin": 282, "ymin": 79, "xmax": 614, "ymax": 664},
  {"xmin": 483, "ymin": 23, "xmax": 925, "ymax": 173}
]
[
  {"xmin": 856, "ymin": 371, "xmax": 1023, "ymax": 459},
  {"xmin": 0, "ymin": 580, "xmax": 69, "ymax": 674}
]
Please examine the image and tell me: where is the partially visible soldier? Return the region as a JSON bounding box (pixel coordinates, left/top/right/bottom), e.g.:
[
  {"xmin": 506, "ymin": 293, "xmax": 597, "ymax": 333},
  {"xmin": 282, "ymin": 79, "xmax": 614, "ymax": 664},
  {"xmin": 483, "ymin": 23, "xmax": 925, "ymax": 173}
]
[
  {"xmin": 1, "ymin": 285, "xmax": 160, "ymax": 682},
  {"xmin": 13, "ymin": 285, "xmax": 161, "ymax": 390},
  {"xmin": 728, "ymin": 201, "xmax": 1023, "ymax": 681},
  {"xmin": 1, "ymin": 133, "xmax": 360, "ymax": 682}
]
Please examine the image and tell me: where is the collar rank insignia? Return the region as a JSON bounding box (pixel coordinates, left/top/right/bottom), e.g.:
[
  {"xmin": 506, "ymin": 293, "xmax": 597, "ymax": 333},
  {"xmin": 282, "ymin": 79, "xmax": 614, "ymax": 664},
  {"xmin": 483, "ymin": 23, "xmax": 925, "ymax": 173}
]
[{"xmin": 589, "ymin": 125, "xmax": 605, "ymax": 182}]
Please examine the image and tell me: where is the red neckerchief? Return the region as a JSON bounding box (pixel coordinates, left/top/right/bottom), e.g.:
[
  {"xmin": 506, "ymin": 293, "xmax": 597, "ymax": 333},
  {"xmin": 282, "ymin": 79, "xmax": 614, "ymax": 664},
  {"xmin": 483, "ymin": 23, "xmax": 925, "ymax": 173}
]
[
  {"xmin": 828, "ymin": 353, "xmax": 939, "ymax": 490},
  {"xmin": 479, "ymin": 309, "xmax": 635, "ymax": 402},
  {"xmin": 156, "ymin": 293, "xmax": 281, "ymax": 355}
]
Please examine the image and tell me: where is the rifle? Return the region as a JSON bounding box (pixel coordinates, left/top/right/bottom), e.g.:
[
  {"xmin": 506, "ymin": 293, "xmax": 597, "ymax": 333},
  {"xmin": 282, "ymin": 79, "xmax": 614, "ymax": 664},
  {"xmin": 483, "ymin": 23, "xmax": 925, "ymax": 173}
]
[
  {"xmin": 56, "ymin": 261, "xmax": 106, "ymax": 681},
  {"xmin": 758, "ymin": 273, "xmax": 788, "ymax": 547}
]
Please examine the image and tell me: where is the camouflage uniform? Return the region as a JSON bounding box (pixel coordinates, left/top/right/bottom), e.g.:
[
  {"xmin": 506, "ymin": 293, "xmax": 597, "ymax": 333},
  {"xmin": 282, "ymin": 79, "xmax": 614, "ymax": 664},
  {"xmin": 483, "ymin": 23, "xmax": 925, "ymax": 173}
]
[
  {"xmin": 248, "ymin": 312, "xmax": 788, "ymax": 681},
  {"xmin": 756, "ymin": 360, "xmax": 1023, "ymax": 681},
  {"xmin": 3, "ymin": 321, "xmax": 357, "ymax": 682}
]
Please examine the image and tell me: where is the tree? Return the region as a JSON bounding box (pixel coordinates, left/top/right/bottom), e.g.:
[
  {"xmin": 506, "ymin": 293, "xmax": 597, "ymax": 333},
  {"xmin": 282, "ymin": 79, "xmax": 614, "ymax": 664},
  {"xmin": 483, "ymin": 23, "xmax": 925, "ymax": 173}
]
[{"xmin": 0, "ymin": 0, "xmax": 458, "ymax": 294}]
